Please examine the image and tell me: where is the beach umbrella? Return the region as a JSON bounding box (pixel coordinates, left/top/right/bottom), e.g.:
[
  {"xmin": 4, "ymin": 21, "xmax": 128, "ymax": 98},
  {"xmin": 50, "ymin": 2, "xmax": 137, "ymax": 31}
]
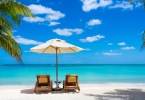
[{"xmin": 30, "ymin": 38, "xmax": 83, "ymax": 89}]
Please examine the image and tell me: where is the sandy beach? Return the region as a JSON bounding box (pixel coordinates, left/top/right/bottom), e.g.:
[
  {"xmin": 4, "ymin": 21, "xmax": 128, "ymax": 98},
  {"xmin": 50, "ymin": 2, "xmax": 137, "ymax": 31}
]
[
  {"xmin": 0, "ymin": 83, "xmax": 145, "ymax": 100},
  {"xmin": 1, "ymin": 0, "xmax": 145, "ymax": 100}
]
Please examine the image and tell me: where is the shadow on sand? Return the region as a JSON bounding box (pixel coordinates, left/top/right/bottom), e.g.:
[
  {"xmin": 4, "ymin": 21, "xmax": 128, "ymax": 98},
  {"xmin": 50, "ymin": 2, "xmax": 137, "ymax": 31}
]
[
  {"xmin": 21, "ymin": 88, "xmax": 34, "ymax": 94},
  {"xmin": 85, "ymin": 89, "xmax": 145, "ymax": 100},
  {"xmin": 21, "ymin": 89, "xmax": 78, "ymax": 94}
]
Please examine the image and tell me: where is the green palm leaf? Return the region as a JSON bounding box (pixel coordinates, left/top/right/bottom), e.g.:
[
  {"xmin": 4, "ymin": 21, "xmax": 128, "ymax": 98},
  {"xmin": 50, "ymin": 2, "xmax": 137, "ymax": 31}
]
[
  {"xmin": 0, "ymin": 0, "xmax": 34, "ymax": 63},
  {"xmin": 0, "ymin": 16, "xmax": 12, "ymax": 36},
  {"xmin": 130, "ymin": 0, "xmax": 145, "ymax": 10},
  {"xmin": 141, "ymin": 31, "xmax": 145, "ymax": 50},
  {"xmin": 0, "ymin": 30, "xmax": 22, "ymax": 63},
  {"xmin": 0, "ymin": 0, "xmax": 34, "ymax": 25}
]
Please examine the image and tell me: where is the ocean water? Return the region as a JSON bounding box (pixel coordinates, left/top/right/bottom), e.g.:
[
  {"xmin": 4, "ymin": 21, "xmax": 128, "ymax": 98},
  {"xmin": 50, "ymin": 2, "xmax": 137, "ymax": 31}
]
[{"xmin": 0, "ymin": 64, "xmax": 145, "ymax": 85}]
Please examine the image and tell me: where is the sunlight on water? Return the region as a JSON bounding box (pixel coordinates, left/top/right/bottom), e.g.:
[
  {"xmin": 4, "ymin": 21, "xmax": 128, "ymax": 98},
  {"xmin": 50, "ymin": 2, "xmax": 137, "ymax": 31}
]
[{"xmin": 0, "ymin": 64, "xmax": 145, "ymax": 85}]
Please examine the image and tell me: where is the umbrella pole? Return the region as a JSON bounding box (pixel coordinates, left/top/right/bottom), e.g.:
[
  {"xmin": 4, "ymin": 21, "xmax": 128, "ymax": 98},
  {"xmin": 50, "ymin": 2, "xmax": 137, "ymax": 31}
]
[{"xmin": 56, "ymin": 48, "xmax": 58, "ymax": 88}]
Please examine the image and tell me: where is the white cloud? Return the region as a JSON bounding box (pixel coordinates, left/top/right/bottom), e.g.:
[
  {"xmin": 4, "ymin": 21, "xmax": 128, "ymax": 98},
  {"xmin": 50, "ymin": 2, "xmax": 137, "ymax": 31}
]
[
  {"xmin": 121, "ymin": 46, "xmax": 135, "ymax": 50},
  {"xmin": 118, "ymin": 42, "xmax": 126, "ymax": 46},
  {"xmin": 87, "ymin": 19, "xmax": 102, "ymax": 26},
  {"xmin": 81, "ymin": 0, "xmax": 142, "ymax": 12},
  {"xmin": 45, "ymin": 13, "xmax": 64, "ymax": 21},
  {"xmin": 80, "ymin": 35, "xmax": 105, "ymax": 42},
  {"xmin": 135, "ymin": 3, "xmax": 142, "ymax": 8},
  {"xmin": 28, "ymin": 4, "xmax": 49, "ymax": 14},
  {"xmin": 36, "ymin": 0, "xmax": 40, "ymax": 2},
  {"xmin": 103, "ymin": 50, "xmax": 122, "ymax": 56},
  {"xmin": 103, "ymin": 52, "xmax": 122, "ymax": 56},
  {"xmin": 23, "ymin": 17, "xmax": 45, "ymax": 23},
  {"xmin": 84, "ymin": 48, "xmax": 91, "ymax": 50},
  {"xmin": 24, "ymin": 50, "xmax": 30, "ymax": 52},
  {"xmin": 14, "ymin": 36, "xmax": 43, "ymax": 45},
  {"xmin": 108, "ymin": 43, "xmax": 113, "ymax": 45},
  {"xmin": 23, "ymin": 4, "xmax": 65, "ymax": 23},
  {"xmin": 38, "ymin": 23, "xmax": 47, "ymax": 25},
  {"xmin": 28, "ymin": 4, "xmax": 65, "ymax": 21},
  {"xmin": 53, "ymin": 28, "xmax": 83, "ymax": 36},
  {"xmin": 99, "ymin": 0, "xmax": 113, "ymax": 7},
  {"xmin": 28, "ymin": 4, "xmax": 64, "ymax": 16},
  {"xmin": 109, "ymin": 1, "xmax": 133, "ymax": 10},
  {"xmin": 48, "ymin": 22, "xmax": 60, "ymax": 26},
  {"xmin": 12, "ymin": 30, "xmax": 17, "ymax": 33},
  {"xmin": 110, "ymin": 50, "xmax": 118, "ymax": 52},
  {"xmin": 81, "ymin": 0, "xmax": 113, "ymax": 12}
]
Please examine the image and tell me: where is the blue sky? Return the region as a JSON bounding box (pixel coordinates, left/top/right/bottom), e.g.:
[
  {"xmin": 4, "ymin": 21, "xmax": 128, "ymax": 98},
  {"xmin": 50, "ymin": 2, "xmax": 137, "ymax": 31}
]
[{"xmin": 0, "ymin": 0, "xmax": 145, "ymax": 64}]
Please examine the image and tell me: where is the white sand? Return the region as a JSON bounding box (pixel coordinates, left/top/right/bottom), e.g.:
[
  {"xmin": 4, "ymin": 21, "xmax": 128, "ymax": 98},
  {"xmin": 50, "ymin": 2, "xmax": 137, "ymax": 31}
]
[{"xmin": 0, "ymin": 83, "xmax": 145, "ymax": 100}]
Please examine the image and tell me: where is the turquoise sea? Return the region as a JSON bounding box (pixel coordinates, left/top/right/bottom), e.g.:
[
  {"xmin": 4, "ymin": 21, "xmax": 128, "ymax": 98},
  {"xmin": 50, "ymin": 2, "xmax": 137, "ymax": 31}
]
[{"xmin": 0, "ymin": 64, "xmax": 145, "ymax": 85}]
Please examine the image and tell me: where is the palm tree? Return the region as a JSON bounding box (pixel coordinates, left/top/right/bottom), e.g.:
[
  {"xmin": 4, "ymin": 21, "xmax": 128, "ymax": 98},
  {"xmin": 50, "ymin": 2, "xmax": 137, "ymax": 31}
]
[
  {"xmin": 141, "ymin": 30, "xmax": 145, "ymax": 50},
  {"xmin": 142, "ymin": 0, "xmax": 145, "ymax": 9},
  {"xmin": 130, "ymin": 0, "xmax": 145, "ymax": 9},
  {"xmin": 130, "ymin": 0, "xmax": 145, "ymax": 50},
  {"xmin": 0, "ymin": 0, "xmax": 34, "ymax": 63}
]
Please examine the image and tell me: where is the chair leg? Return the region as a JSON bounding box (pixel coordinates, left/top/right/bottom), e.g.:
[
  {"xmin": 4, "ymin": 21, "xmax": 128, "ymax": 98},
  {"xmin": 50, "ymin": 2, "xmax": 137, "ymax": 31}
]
[
  {"xmin": 63, "ymin": 80, "xmax": 65, "ymax": 89},
  {"xmin": 78, "ymin": 87, "xmax": 80, "ymax": 93},
  {"xmin": 51, "ymin": 81, "xmax": 53, "ymax": 90},
  {"xmin": 34, "ymin": 89, "xmax": 36, "ymax": 93},
  {"xmin": 64, "ymin": 89, "xmax": 67, "ymax": 93}
]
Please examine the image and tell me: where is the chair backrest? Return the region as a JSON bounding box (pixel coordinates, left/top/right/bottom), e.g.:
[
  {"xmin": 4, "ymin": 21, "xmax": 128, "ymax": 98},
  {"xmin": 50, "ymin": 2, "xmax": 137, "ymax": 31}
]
[
  {"xmin": 37, "ymin": 75, "xmax": 50, "ymax": 86},
  {"xmin": 65, "ymin": 74, "xmax": 78, "ymax": 86}
]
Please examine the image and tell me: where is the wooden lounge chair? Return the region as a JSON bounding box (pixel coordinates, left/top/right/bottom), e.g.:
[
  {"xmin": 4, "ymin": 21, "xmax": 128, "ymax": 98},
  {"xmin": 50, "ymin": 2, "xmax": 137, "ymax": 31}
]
[
  {"xmin": 63, "ymin": 74, "xmax": 80, "ymax": 93},
  {"xmin": 34, "ymin": 75, "xmax": 52, "ymax": 93}
]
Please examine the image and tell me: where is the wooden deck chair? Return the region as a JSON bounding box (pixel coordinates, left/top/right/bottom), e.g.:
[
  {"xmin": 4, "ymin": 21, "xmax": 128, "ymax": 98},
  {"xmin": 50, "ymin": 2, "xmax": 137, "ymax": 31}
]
[
  {"xmin": 34, "ymin": 75, "xmax": 52, "ymax": 93},
  {"xmin": 63, "ymin": 74, "xmax": 80, "ymax": 93}
]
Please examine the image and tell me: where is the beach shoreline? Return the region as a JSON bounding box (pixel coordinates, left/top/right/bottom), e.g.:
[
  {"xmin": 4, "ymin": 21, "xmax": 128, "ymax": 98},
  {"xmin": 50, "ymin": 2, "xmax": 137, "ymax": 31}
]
[{"xmin": 0, "ymin": 83, "xmax": 145, "ymax": 100}]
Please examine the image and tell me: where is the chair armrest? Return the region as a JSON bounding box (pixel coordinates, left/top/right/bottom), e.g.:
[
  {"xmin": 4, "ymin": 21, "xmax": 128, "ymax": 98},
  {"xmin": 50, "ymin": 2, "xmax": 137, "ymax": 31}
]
[{"xmin": 76, "ymin": 82, "xmax": 79, "ymax": 86}]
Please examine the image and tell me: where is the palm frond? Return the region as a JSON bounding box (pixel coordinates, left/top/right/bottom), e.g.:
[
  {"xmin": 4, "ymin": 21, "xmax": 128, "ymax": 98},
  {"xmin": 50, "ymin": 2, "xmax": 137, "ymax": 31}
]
[
  {"xmin": 0, "ymin": 30, "xmax": 22, "ymax": 63},
  {"xmin": 0, "ymin": 0, "xmax": 34, "ymax": 63},
  {"xmin": 130, "ymin": 0, "xmax": 145, "ymax": 10},
  {"xmin": 143, "ymin": 0, "xmax": 145, "ymax": 9},
  {"xmin": 0, "ymin": 16, "xmax": 12, "ymax": 36},
  {"xmin": 0, "ymin": 0, "xmax": 34, "ymax": 25},
  {"xmin": 141, "ymin": 30, "xmax": 145, "ymax": 51}
]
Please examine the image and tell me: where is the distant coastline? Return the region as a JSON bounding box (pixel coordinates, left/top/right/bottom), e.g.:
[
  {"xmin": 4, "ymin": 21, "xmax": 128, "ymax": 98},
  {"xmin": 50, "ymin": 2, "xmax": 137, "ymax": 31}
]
[{"xmin": 1, "ymin": 64, "xmax": 145, "ymax": 66}]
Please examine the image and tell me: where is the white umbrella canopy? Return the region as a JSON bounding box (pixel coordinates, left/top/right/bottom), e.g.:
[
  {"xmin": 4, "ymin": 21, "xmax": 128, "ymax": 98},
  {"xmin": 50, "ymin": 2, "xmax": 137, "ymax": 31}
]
[
  {"xmin": 30, "ymin": 38, "xmax": 83, "ymax": 89},
  {"xmin": 30, "ymin": 39, "xmax": 83, "ymax": 53}
]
